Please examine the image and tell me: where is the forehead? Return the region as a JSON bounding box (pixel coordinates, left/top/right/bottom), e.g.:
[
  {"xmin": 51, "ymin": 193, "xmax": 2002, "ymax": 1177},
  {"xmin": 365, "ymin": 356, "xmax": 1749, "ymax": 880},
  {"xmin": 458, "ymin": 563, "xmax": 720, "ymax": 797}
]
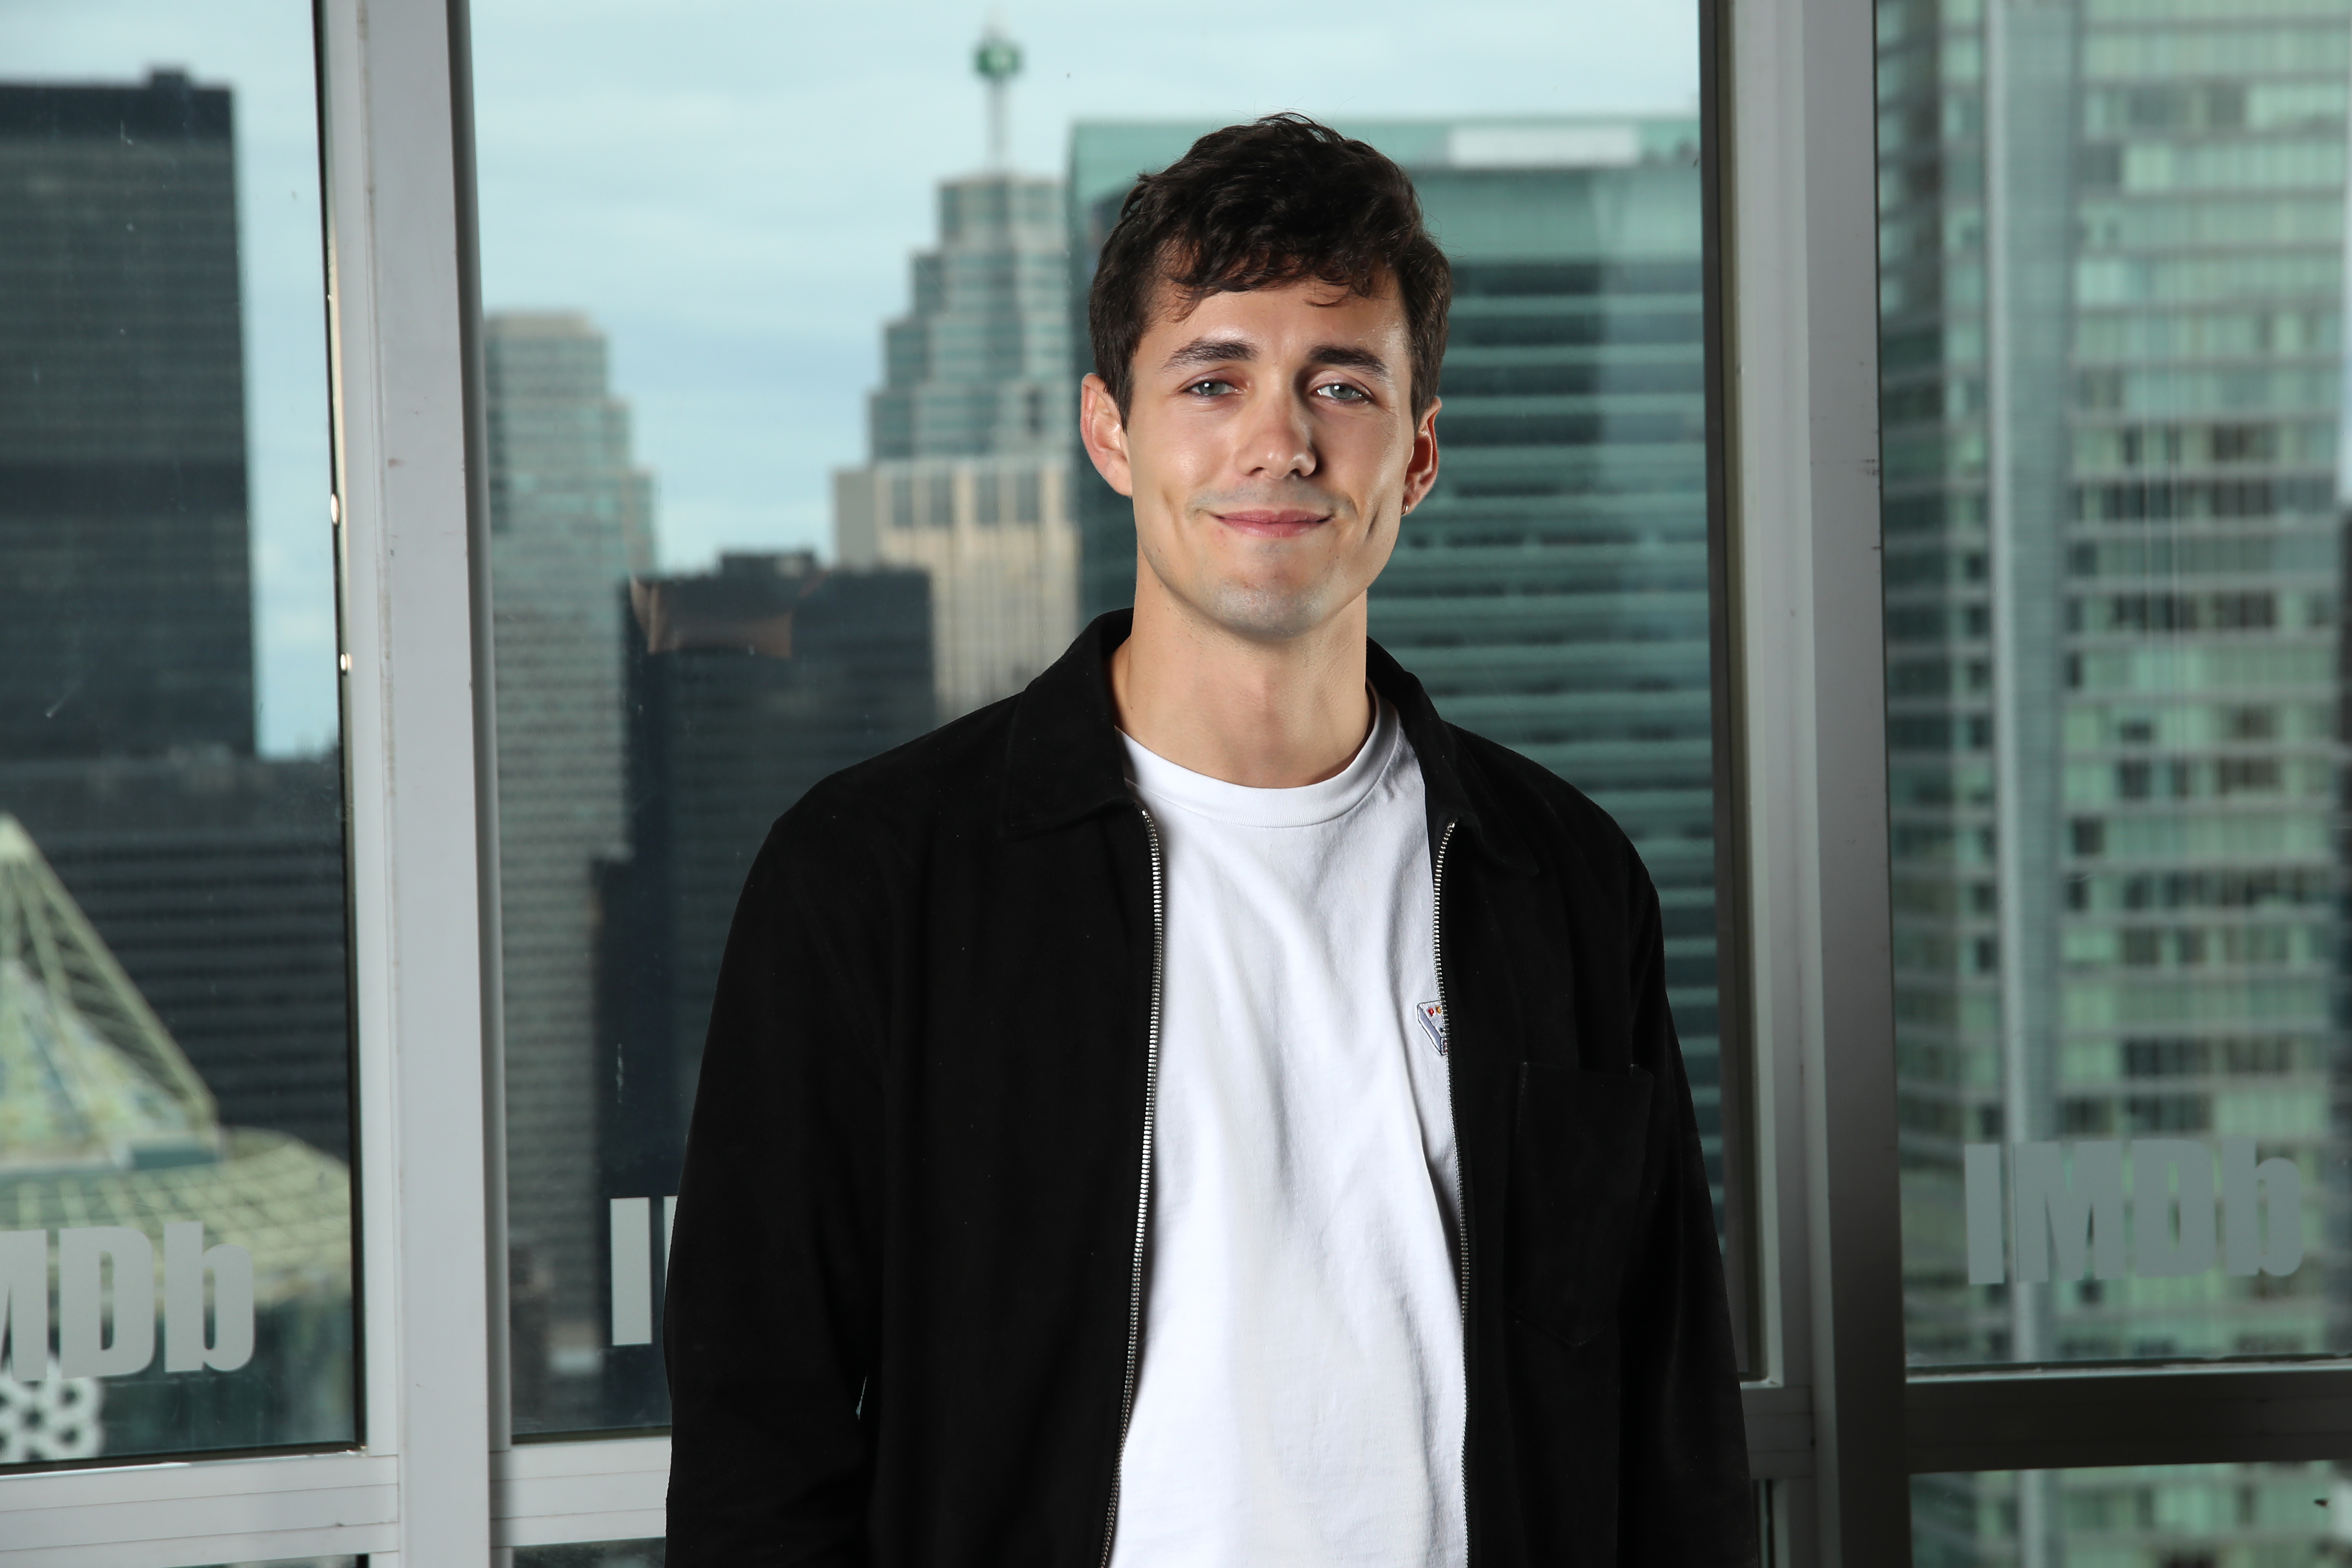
[{"xmin": 1139, "ymin": 275, "xmax": 1408, "ymax": 354}]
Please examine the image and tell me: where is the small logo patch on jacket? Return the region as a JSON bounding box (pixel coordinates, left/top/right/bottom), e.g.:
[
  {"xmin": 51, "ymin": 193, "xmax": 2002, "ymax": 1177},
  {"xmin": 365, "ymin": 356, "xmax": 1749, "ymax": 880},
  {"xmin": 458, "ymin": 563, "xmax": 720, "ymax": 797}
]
[{"xmin": 1416, "ymin": 1000, "xmax": 1447, "ymax": 1055}]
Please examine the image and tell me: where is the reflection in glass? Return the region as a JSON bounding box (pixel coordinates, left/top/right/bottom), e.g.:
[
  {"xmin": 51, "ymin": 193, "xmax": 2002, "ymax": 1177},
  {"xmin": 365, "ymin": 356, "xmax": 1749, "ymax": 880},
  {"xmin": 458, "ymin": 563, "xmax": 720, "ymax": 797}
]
[
  {"xmin": 1882, "ymin": 0, "xmax": 2352, "ymax": 1372},
  {"xmin": 0, "ymin": 10, "xmax": 354, "ymax": 1467},
  {"xmin": 514, "ymin": 1542, "xmax": 662, "ymax": 1568},
  {"xmin": 1914, "ymin": 1464, "xmax": 2352, "ymax": 1566},
  {"xmin": 474, "ymin": 1, "xmax": 1714, "ymax": 1435}
]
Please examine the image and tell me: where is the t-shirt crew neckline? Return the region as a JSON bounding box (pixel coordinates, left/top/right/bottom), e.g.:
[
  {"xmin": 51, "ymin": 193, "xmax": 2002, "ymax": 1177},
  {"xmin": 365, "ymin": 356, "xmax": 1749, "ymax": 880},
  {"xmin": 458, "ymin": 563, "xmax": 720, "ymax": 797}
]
[{"xmin": 1118, "ymin": 694, "xmax": 1400, "ymax": 831}]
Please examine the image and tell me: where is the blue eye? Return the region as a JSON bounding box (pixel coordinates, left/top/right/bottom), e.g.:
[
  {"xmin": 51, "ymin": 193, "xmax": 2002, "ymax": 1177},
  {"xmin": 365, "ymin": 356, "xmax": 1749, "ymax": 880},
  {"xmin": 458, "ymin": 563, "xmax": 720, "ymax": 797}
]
[
  {"xmin": 1317, "ymin": 382, "xmax": 1370, "ymax": 403},
  {"xmin": 1184, "ymin": 378, "xmax": 1235, "ymax": 396}
]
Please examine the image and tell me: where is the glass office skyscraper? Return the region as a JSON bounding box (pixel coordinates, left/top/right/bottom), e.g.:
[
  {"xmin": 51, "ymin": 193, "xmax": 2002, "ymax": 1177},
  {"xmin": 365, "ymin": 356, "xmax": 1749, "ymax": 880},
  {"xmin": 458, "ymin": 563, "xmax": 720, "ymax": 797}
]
[
  {"xmin": 1878, "ymin": 0, "xmax": 2352, "ymax": 1557},
  {"xmin": 1069, "ymin": 119, "xmax": 1726, "ymax": 1200},
  {"xmin": 1880, "ymin": 0, "xmax": 2348, "ymax": 1368},
  {"xmin": 0, "ymin": 73, "xmax": 253, "ymax": 761},
  {"xmin": 484, "ymin": 311, "xmax": 656, "ymax": 1429}
]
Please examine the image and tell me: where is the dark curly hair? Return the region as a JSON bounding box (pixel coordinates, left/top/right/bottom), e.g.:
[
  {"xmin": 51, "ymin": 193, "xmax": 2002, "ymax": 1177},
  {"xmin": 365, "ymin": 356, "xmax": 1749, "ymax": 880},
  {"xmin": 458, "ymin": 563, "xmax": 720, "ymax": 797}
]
[{"xmin": 1088, "ymin": 113, "xmax": 1451, "ymax": 420}]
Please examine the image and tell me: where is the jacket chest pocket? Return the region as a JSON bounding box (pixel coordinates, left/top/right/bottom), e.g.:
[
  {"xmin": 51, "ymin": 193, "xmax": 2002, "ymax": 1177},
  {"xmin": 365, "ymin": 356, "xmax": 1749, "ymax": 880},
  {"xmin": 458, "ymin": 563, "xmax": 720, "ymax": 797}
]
[{"xmin": 1506, "ymin": 1061, "xmax": 1653, "ymax": 1346}]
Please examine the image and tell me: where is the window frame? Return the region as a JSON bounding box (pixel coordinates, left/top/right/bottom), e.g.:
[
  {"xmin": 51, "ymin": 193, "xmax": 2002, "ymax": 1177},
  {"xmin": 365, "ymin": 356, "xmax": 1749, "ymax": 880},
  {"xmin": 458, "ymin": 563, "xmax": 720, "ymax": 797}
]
[
  {"xmin": 0, "ymin": 0, "xmax": 494, "ymax": 1559},
  {"xmin": 11, "ymin": 0, "xmax": 2352, "ymax": 1563},
  {"xmin": 1727, "ymin": 0, "xmax": 2352, "ymax": 1563}
]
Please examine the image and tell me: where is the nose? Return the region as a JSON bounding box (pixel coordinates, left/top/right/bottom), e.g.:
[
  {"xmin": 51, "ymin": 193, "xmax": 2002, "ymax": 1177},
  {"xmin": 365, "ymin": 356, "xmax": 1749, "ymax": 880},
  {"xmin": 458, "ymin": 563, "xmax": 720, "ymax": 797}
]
[{"xmin": 1235, "ymin": 381, "xmax": 1317, "ymax": 482}]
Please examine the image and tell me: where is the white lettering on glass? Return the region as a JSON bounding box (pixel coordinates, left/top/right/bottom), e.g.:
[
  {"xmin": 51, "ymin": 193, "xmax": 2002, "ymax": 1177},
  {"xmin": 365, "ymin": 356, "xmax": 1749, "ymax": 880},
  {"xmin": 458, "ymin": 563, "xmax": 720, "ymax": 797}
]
[
  {"xmin": 2221, "ymin": 1136, "xmax": 2303, "ymax": 1278},
  {"xmin": 609, "ymin": 1195, "xmax": 680, "ymax": 1346},
  {"xmin": 0, "ymin": 1226, "xmax": 257, "ymax": 1384},
  {"xmin": 163, "ymin": 1222, "xmax": 255, "ymax": 1373},
  {"xmin": 0, "ymin": 1230, "xmax": 48, "ymax": 1382},
  {"xmin": 1965, "ymin": 1140, "xmax": 2304, "ymax": 1284},
  {"xmin": 2013, "ymin": 1140, "xmax": 2126, "ymax": 1283},
  {"xmin": 2132, "ymin": 1139, "xmax": 2216, "ymax": 1279},
  {"xmin": 611, "ymin": 1197, "xmax": 654, "ymax": 1347},
  {"xmin": 58, "ymin": 1226, "xmax": 153, "ymax": 1379},
  {"xmin": 1963, "ymin": 1144, "xmax": 2005, "ymax": 1285}
]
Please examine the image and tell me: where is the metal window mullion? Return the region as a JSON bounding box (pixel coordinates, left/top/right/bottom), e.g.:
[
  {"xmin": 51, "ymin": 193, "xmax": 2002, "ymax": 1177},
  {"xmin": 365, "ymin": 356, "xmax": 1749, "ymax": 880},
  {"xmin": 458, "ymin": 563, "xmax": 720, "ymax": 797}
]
[
  {"xmin": 322, "ymin": 0, "xmax": 496, "ymax": 1562},
  {"xmin": 1725, "ymin": 0, "xmax": 1910, "ymax": 1562},
  {"xmin": 490, "ymin": 1436, "xmax": 671, "ymax": 1549},
  {"xmin": 1907, "ymin": 1365, "xmax": 2352, "ymax": 1475},
  {"xmin": 0, "ymin": 1452, "xmax": 397, "ymax": 1568}
]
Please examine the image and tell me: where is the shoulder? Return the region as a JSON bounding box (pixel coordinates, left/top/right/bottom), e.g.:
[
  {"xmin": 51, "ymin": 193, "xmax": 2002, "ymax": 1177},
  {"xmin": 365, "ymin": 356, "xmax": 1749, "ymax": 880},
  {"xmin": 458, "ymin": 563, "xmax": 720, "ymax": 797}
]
[
  {"xmin": 1443, "ymin": 723, "xmax": 1654, "ymax": 907},
  {"xmin": 755, "ymin": 695, "xmax": 1020, "ymax": 884}
]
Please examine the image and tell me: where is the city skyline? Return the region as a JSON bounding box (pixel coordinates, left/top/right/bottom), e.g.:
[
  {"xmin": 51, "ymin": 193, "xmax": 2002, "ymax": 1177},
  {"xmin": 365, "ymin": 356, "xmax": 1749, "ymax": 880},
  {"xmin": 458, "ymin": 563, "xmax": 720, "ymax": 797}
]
[
  {"xmin": 466, "ymin": 1, "xmax": 1697, "ymax": 575},
  {"xmin": 0, "ymin": 5, "xmax": 1697, "ymax": 758}
]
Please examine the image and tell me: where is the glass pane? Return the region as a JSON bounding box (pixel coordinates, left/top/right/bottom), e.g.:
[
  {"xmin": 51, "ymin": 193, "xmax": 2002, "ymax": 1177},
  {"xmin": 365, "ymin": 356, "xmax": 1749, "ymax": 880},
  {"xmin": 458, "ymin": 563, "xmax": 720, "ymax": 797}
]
[
  {"xmin": 1914, "ymin": 1464, "xmax": 2348, "ymax": 1564},
  {"xmin": 514, "ymin": 1544, "xmax": 662, "ymax": 1568},
  {"xmin": 0, "ymin": 5, "xmax": 355, "ymax": 1465},
  {"xmin": 1882, "ymin": 0, "xmax": 2352, "ymax": 1367},
  {"xmin": 473, "ymin": 0, "xmax": 1719, "ymax": 1433}
]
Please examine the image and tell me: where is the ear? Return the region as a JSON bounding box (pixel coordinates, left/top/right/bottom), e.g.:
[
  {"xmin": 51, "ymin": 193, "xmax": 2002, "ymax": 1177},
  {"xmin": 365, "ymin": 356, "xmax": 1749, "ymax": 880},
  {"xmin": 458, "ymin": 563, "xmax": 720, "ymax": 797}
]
[
  {"xmin": 1080, "ymin": 373, "xmax": 1135, "ymax": 498},
  {"xmin": 1400, "ymin": 397, "xmax": 1441, "ymax": 516}
]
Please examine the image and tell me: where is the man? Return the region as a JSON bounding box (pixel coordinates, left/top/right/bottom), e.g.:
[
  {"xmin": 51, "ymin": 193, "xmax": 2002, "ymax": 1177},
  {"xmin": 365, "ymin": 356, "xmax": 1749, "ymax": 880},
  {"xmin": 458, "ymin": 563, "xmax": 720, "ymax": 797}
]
[{"xmin": 666, "ymin": 114, "xmax": 1752, "ymax": 1566}]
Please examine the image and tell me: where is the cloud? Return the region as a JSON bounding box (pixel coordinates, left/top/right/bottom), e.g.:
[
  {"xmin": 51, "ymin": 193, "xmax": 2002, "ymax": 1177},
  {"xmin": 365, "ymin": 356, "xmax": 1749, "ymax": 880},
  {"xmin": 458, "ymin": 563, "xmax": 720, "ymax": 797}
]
[
  {"xmin": 468, "ymin": 0, "xmax": 1697, "ymax": 571},
  {"xmin": 0, "ymin": 0, "xmax": 1699, "ymax": 745}
]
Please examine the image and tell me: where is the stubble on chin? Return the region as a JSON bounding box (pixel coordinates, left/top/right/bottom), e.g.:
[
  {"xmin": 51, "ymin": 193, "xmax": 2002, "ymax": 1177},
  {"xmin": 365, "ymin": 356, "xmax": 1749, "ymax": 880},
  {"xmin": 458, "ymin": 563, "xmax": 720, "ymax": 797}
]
[
  {"xmin": 1143, "ymin": 526, "xmax": 1368, "ymax": 646},
  {"xmin": 1188, "ymin": 571, "xmax": 1342, "ymax": 644}
]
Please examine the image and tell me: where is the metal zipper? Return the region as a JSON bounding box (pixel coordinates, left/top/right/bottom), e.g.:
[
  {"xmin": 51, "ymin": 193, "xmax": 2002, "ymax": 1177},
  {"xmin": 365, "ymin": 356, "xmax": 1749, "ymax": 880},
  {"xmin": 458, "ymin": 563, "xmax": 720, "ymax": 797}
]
[
  {"xmin": 1100, "ymin": 804, "xmax": 1167, "ymax": 1568},
  {"xmin": 1434, "ymin": 815, "xmax": 1472, "ymax": 1564}
]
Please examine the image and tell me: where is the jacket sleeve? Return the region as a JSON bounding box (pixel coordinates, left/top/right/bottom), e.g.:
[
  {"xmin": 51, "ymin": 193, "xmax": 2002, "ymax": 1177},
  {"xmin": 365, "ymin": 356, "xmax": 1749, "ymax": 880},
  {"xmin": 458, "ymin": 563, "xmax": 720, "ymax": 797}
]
[
  {"xmin": 1616, "ymin": 860, "xmax": 1758, "ymax": 1566},
  {"xmin": 665, "ymin": 801, "xmax": 888, "ymax": 1565}
]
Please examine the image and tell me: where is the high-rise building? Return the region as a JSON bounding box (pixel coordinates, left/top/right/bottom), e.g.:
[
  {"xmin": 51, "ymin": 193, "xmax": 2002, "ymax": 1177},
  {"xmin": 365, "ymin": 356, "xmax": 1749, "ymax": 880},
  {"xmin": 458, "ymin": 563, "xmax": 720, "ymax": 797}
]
[
  {"xmin": 0, "ymin": 72, "xmax": 352, "ymax": 1166},
  {"xmin": 1068, "ymin": 119, "xmax": 1726, "ymax": 1200},
  {"xmin": 1876, "ymin": 0, "xmax": 2351, "ymax": 1556},
  {"xmin": 832, "ymin": 33, "xmax": 1078, "ymax": 721},
  {"xmin": 0, "ymin": 73, "xmax": 254, "ymax": 761},
  {"xmin": 484, "ymin": 311, "xmax": 656, "ymax": 1426},
  {"xmin": 834, "ymin": 451, "xmax": 1077, "ymax": 719},
  {"xmin": 593, "ymin": 552, "xmax": 931, "ymax": 1420},
  {"xmin": 1878, "ymin": 0, "xmax": 2347, "ymax": 1362},
  {"xmin": 0, "ymin": 755, "xmax": 351, "ymax": 1161}
]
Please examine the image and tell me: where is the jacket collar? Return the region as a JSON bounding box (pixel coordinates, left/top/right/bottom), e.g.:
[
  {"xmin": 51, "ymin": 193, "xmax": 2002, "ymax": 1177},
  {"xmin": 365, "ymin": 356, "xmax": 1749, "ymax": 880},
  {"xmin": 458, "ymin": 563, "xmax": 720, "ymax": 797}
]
[{"xmin": 1001, "ymin": 610, "xmax": 1535, "ymax": 873}]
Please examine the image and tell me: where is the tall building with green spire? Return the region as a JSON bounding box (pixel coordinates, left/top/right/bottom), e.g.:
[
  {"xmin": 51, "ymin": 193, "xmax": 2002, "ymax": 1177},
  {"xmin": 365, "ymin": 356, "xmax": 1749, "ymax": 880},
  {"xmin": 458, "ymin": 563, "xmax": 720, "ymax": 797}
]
[{"xmin": 833, "ymin": 27, "xmax": 1077, "ymax": 720}]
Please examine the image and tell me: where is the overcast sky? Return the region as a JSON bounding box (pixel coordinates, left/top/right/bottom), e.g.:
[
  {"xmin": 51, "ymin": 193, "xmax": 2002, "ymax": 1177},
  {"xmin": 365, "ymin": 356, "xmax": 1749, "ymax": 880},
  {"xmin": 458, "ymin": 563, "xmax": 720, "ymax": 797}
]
[
  {"xmin": 470, "ymin": 0, "xmax": 1697, "ymax": 573},
  {"xmin": 1, "ymin": 0, "xmax": 1695, "ymax": 755}
]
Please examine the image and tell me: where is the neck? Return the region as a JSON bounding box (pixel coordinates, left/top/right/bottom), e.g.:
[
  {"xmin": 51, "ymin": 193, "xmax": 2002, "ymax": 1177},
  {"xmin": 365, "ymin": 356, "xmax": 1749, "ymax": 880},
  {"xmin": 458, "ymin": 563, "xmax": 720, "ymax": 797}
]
[{"xmin": 1110, "ymin": 570, "xmax": 1374, "ymax": 789}]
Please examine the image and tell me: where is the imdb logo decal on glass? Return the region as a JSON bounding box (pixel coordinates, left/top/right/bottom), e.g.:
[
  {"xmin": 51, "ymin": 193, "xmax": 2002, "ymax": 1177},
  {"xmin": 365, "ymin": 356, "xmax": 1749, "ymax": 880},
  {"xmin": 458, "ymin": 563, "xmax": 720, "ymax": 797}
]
[
  {"xmin": 1959, "ymin": 1137, "xmax": 2304, "ymax": 1287},
  {"xmin": 0, "ymin": 18, "xmax": 357, "ymax": 1470}
]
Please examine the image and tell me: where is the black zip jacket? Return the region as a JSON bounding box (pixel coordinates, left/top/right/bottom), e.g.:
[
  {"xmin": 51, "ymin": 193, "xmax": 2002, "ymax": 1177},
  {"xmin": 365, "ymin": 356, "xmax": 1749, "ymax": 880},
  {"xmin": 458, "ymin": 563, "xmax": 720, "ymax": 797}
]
[{"xmin": 665, "ymin": 611, "xmax": 1754, "ymax": 1566}]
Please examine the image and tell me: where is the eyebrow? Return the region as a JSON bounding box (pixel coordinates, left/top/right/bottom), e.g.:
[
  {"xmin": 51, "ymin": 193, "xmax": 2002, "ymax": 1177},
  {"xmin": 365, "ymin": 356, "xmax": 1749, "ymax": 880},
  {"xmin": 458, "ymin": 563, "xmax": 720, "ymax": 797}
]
[{"xmin": 1160, "ymin": 336, "xmax": 1395, "ymax": 381}]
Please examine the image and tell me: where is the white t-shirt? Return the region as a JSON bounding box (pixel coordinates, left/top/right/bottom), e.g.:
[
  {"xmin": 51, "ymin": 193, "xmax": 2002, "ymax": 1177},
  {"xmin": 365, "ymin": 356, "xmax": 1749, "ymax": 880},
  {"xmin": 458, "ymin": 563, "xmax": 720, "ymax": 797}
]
[{"xmin": 1108, "ymin": 698, "xmax": 1469, "ymax": 1568}]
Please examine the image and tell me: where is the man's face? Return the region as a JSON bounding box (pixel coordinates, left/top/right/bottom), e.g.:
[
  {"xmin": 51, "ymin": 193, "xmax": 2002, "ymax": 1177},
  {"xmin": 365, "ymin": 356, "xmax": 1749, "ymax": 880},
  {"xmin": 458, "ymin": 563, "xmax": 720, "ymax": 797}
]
[{"xmin": 1081, "ymin": 276, "xmax": 1440, "ymax": 645}]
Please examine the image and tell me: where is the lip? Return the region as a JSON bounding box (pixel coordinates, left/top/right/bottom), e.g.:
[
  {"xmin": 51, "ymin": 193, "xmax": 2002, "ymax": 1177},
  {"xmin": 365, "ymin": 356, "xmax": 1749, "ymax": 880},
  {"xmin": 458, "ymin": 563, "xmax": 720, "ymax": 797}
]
[{"xmin": 1213, "ymin": 508, "xmax": 1329, "ymax": 537}]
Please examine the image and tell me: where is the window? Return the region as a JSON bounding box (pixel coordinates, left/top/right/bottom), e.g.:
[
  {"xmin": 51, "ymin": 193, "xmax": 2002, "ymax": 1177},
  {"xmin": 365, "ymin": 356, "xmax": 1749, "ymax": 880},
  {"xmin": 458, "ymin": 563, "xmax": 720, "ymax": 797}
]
[
  {"xmin": 0, "ymin": 4, "xmax": 355, "ymax": 1470},
  {"xmin": 468, "ymin": 0, "xmax": 1735, "ymax": 1443},
  {"xmin": 42, "ymin": 0, "xmax": 2344, "ymax": 1558},
  {"xmin": 1880, "ymin": 0, "xmax": 2352, "ymax": 1556},
  {"xmin": 1914, "ymin": 1464, "xmax": 2348, "ymax": 1565},
  {"xmin": 1882, "ymin": 0, "xmax": 2347, "ymax": 1367}
]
